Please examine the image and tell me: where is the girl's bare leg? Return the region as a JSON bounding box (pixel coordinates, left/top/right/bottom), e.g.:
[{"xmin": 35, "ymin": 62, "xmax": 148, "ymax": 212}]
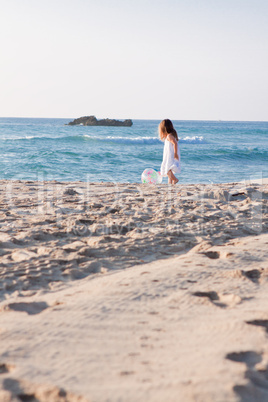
[
  {"xmin": 167, "ymin": 170, "xmax": 178, "ymax": 185},
  {"xmin": 167, "ymin": 170, "xmax": 173, "ymax": 184}
]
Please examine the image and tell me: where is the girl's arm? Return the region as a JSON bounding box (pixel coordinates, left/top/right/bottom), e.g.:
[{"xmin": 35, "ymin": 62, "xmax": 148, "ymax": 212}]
[{"xmin": 167, "ymin": 134, "xmax": 179, "ymax": 160}]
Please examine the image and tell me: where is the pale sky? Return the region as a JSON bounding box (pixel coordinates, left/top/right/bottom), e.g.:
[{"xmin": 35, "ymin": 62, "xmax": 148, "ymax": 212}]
[{"xmin": 1, "ymin": 0, "xmax": 268, "ymax": 121}]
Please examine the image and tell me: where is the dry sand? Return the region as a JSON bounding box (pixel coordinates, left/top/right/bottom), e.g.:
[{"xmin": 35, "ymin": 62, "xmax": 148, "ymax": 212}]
[{"xmin": 0, "ymin": 178, "xmax": 267, "ymax": 401}]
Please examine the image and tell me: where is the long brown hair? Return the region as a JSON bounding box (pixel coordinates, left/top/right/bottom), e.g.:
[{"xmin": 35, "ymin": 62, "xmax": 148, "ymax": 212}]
[{"xmin": 158, "ymin": 119, "xmax": 178, "ymax": 141}]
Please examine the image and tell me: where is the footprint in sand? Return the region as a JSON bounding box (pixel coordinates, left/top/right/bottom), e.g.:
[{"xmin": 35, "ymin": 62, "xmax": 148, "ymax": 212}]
[
  {"xmin": 200, "ymin": 249, "xmax": 236, "ymax": 260},
  {"xmin": 224, "ymin": 268, "xmax": 264, "ymax": 284},
  {"xmin": 226, "ymin": 350, "xmax": 262, "ymax": 367},
  {"xmin": 3, "ymin": 301, "xmax": 49, "ymax": 315},
  {"xmin": 2, "ymin": 377, "xmax": 87, "ymax": 402},
  {"xmin": 226, "ymin": 350, "xmax": 268, "ymax": 399},
  {"xmin": 201, "ymin": 251, "xmax": 220, "ymax": 259},
  {"xmin": 192, "ymin": 291, "xmax": 242, "ymax": 308},
  {"xmin": 246, "ymin": 319, "xmax": 268, "ymax": 333},
  {"xmin": 243, "ymin": 269, "xmax": 262, "ymax": 283},
  {"xmin": 0, "ymin": 363, "xmax": 15, "ymax": 375}
]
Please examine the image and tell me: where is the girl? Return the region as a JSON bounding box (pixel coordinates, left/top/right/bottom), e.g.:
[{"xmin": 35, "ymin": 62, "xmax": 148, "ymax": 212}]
[{"xmin": 159, "ymin": 119, "xmax": 181, "ymax": 184}]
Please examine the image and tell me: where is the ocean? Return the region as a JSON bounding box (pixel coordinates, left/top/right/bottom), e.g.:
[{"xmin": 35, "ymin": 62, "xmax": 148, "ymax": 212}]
[{"xmin": 0, "ymin": 118, "xmax": 267, "ymax": 184}]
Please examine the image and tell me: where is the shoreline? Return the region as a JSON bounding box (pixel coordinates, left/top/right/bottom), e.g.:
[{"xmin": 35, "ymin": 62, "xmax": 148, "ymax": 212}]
[
  {"xmin": 0, "ymin": 178, "xmax": 267, "ymax": 400},
  {"xmin": 2, "ymin": 177, "xmax": 268, "ymax": 184}
]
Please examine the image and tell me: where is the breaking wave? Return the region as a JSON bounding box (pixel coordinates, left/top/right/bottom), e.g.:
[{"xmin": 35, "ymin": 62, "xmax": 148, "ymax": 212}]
[{"xmin": 1, "ymin": 134, "xmax": 206, "ymax": 145}]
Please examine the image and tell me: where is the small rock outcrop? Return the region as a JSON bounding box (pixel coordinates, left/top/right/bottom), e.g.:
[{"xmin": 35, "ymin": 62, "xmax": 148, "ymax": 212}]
[{"xmin": 67, "ymin": 116, "xmax": 133, "ymax": 127}]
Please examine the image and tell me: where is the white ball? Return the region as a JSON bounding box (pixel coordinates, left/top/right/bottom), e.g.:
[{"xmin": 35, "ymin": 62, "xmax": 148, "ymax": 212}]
[{"xmin": 141, "ymin": 168, "xmax": 162, "ymax": 184}]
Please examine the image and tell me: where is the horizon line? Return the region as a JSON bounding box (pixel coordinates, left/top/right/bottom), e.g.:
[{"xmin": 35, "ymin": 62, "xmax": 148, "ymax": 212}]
[{"xmin": 0, "ymin": 116, "xmax": 268, "ymax": 123}]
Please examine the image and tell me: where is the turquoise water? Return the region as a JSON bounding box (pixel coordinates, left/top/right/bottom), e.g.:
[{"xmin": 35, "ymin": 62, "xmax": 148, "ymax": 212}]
[{"xmin": 0, "ymin": 118, "xmax": 267, "ymax": 184}]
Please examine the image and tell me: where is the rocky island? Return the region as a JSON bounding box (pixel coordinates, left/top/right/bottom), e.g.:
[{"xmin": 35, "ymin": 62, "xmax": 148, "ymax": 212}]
[{"xmin": 67, "ymin": 115, "xmax": 133, "ymax": 127}]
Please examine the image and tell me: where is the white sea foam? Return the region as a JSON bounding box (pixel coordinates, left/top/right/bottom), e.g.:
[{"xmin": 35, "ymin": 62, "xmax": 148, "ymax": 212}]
[
  {"xmin": 82, "ymin": 135, "xmax": 205, "ymax": 144},
  {"xmin": 2, "ymin": 136, "xmax": 35, "ymax": 140},
  {"xmin": 1, "ymin": 134, "xmax": 205, "ymax": 144},
  {"xmin": 180, "ymin": 136, "xmax": 204, "ymax": 143}
]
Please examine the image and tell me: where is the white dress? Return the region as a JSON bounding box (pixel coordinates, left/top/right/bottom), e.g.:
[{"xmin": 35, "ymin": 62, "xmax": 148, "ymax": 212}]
[{"xmin": 160, "ymin": 138, "xmax": 181, "ymax": 176}]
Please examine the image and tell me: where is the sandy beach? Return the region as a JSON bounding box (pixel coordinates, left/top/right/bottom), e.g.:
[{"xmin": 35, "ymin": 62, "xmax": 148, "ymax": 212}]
[{"xmin": 0, "ymin": 178, "xmax": 268, "ymax": 401}]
